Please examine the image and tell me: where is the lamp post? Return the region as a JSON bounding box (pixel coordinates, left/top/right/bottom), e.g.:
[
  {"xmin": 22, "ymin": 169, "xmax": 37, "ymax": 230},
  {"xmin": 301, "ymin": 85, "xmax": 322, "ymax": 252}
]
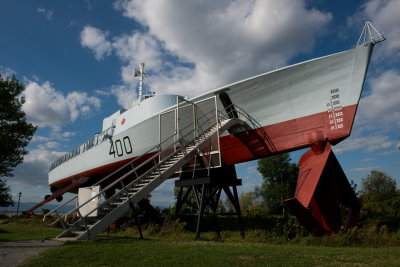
[{"xmin": 17, "ymin": 192, "xmax": 22, "ymax": 216}]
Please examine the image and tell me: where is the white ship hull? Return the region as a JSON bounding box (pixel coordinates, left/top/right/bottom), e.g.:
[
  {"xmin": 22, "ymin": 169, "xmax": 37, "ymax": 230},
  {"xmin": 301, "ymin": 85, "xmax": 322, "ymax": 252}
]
[{"xmin": 49, "ymin": 43, "xmax": 373, "ymax": 190}]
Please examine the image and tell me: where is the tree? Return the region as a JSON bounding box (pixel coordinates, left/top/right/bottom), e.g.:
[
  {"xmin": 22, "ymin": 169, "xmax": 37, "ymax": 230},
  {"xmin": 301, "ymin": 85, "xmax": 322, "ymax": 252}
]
[
  {"xmin": 359, "ymin": 170, "xmax": 400, "ymax": 230},
  {"xmin": 174, "ymin": 187, "xmax": 199, "ymax": 214},
  {"xmin": 255, "ymin": 153, "xmax": 298, "ymax": 215},
  {"xmin": 0, "ymin": 179, "xmax": 13, "ymax": 207},
  {"xmin": 0, "ymin": 74, "xmax": 36, "ymax": 177},
  {"xmin": 224, "ymin": 191, "xmax": 261, "ymax": 213},
  {"xmin": 360, "ymin": 170, "xmax": 397, "ymax": 202}
]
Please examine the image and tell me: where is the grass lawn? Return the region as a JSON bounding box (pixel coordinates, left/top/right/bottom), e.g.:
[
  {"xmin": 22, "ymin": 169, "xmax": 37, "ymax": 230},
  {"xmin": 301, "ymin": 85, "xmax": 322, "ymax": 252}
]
[
  {"xmin": 0, "ymin": 217, "xmax": 61, "ymax": 241},
  {"xmin": 2, "ymin": 217, "xmax": 400, "ymax": 266},
  {"xmin": 21, "ymin": 237, "xmax": 400, "ymax": 267}
]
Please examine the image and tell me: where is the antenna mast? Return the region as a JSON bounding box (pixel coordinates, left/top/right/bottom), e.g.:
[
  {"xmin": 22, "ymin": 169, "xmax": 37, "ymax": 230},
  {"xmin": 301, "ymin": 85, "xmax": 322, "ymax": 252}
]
[{"xmin": 134, "ymin": 63, "xmax": 146, "ymax": 101}]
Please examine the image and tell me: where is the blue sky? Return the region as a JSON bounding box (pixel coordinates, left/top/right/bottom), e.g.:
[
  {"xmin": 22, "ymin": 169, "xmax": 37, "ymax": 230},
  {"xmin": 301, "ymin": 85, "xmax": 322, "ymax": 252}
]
[{"xmin": 0, "ymin": 0, "xmax": 399, "ymax": 208}]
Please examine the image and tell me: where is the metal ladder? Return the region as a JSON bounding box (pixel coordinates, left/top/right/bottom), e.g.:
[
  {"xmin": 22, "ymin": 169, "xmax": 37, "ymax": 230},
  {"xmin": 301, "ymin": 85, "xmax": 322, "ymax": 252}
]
[
  {"xmin": 44, "ymin": 110, "xmax": 238, "ymax": 240},
  {"xmin": 224, "ymin": 104, "xmax": 276, "ymax": 157}
]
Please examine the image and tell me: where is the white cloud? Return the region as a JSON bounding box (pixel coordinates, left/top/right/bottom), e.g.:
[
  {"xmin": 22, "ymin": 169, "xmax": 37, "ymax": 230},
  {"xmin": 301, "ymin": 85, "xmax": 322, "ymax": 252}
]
[
  {"xmin": 357, "ymin": 69, "xmax": 400, "ymax": 129},
  {"xmin": 110, "ymin": 85, "xmax": 136, "ymax": 109},
  {"xmin": 114, "ymin": 0, "xmax": 331, "ymax": 96},
  {"xmin": 61, "ymin": 131, "xmax": 77, "ymax": 138},
  {"xmin": 348, "ymin": 166, "xmax": 382, "ymax": 172},
  {"xmin": 10, "ymin": 149, "xmax": 65, "ymax": 187},
  {"xmin": 0, "ymin": 65, "xmax": 16, "ymax": 77},
  {"xmin": 379, "ymin": 149, "xmax": 400, "ymax": 156},
  {"xmin": 360, "ymin": 157, "xmax": 376, "ymax": 162},
  {"xmin": 37, "ymin": 142, "xmax": 59, "ymax": 150},
  {"xmin": 22, "ymin": 80, "xmax": 101, "ymax": 128},
  {"xmin": 333, "ymin": 135, "xmax": 396, "ymax": 154},
  {"xmin": 37, "ymin": 7, "xmax": 54, "ymax": 20},
  {"xmin": 82, "ymin": 0, "xmax": 332, "ymax": 107},
  {"xmin": 80, "ymin": 25, "xmax": 112, "ymax": 60},
  {"xmin": 246, "ymin": 165, "xmax": 258, "ymax": 175},
  {"xmin": 31, "ymin": 135, "xmax": 51, "ymax": 143},
  {"xmin": 112, "ymin": 32, "xmax": 163, "ymax": 68},
  {"xmin": 349, "ymin": 0, "xmax": 400, "ymax": 59}
]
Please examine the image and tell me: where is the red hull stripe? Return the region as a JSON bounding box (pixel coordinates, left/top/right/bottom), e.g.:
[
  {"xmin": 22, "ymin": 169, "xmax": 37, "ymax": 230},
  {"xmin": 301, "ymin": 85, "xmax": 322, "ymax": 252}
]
[{"xmin": 220, "ymin": 104, "xmax": 357, "ymax": 165}]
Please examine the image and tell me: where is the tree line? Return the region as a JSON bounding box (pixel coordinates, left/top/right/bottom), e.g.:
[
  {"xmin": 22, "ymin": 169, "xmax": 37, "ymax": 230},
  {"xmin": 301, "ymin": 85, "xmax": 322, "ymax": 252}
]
[
  {"xmin": 231, "ymin": 154, "xmax": 400, "ymax": 231},
  {"xmin": 1, "ymin": 74, "xmax": 36, "ymax": 207}
]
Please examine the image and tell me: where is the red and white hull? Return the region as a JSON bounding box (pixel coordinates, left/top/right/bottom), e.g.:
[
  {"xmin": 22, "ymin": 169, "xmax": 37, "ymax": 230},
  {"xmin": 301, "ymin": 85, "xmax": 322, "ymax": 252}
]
[{"xmin": 49, "ymin": 43, "xmax": 373, "ymax": 190}]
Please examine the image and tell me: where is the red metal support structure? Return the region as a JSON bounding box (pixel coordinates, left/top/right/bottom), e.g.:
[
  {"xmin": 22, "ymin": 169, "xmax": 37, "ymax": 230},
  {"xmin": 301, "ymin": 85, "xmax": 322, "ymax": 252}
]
[{"xmin": 284, "ymin": 142, "xmax": 360, "ymax": 236}]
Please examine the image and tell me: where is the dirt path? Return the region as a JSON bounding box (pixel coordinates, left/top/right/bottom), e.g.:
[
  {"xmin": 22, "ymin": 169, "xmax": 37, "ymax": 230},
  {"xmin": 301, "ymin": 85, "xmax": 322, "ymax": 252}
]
[{"xmin": 0, "ymin": 240, "xmax": 62, "ymax": 267}]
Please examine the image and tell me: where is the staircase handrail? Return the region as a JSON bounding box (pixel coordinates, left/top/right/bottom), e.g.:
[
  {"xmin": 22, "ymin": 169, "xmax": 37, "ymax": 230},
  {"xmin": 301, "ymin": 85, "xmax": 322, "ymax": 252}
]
[{"xmin": 43, "ymin": 195, "xmax": 78, "ymax": 226}]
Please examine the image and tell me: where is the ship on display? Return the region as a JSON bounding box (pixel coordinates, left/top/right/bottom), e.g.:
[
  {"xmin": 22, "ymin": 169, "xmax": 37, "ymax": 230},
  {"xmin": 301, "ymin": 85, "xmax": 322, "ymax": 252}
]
[{"xmin": 34, "ymin": 22, "xmax": 385, "ymax": 239}]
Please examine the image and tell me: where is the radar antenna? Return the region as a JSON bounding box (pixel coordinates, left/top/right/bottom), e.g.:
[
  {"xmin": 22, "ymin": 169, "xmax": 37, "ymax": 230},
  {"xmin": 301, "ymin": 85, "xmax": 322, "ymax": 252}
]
[
  {"xmin": 134, "ymin": 63, "xmax": 146, "ymax": 101},
  {"xmin": 357, "ymin": 21, "xmax": 385, "ymax": 46}
]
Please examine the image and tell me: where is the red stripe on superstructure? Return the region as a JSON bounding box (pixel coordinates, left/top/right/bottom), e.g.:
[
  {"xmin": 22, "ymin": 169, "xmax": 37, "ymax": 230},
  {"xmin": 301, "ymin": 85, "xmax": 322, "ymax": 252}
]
[{"xmin": 51, "ymin": 104, "xmax": 358, "ymax": 189}]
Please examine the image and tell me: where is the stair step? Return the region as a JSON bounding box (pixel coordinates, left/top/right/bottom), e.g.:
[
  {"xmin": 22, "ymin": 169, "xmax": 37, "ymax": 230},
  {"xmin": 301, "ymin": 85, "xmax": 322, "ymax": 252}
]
[
  {"xmin": 166, "ymin": 158, "xmax": 179, "ymax": 163},
  {"xmin": 76, "ymin": 224, "xmax": 95, "ymax": 229},
  {"xmin": 162, "ymin": 164, "xmax": 175, "ymax": 168},
  {"xmin": 129, "ymin": 187, "xmax": 140, "ymax": 191},
  {"xmin": 72, "ymin": 231, "xmax": 86, "ymax": 235},
  {"xmin": 111, "ymin": 201, "xmax": 125, "ymax": 206},
  {"xmin": 128, "ymin": 190, "xmax": 138, "ymax": 194}
]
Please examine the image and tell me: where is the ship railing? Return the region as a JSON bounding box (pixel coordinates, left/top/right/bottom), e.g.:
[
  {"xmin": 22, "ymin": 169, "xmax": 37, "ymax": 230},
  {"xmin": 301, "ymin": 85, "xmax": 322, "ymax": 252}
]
[
  {"xmin": 49, "ymin": 126, "xmax": 115, "ymax": 171},
  {"xmin": 221, "ymin": 104, "xmax": 276, "ymax": 153},
  {"xmin": 43, "ymin": 107, "xmax": 227, "ymax": 228}
]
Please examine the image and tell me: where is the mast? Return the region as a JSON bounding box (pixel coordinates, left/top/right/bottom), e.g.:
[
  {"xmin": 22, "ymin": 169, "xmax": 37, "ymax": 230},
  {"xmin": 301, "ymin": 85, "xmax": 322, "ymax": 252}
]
[
  {"xmin": 134, "ymin": 63, "xmax": 146, "ymax": 101},
  {"xmin": 357, "ymin": 21, "xmax": 385, "ymax": 45}
]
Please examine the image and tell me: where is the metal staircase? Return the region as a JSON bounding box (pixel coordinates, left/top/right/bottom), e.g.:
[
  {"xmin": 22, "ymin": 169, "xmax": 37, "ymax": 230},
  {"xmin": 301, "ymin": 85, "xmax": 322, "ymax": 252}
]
[
  {"xmin": 225, "ymin": 104, "xmax": 276, "ymax": 157},
  {"xmin": 44, "ymin": 100, "xmax": 238, "ymax": 240}
]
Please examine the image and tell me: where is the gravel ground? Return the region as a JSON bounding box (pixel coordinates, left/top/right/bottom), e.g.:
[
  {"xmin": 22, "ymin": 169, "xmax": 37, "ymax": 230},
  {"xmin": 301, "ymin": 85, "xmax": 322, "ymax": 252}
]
[{"xmin": 0, "ymin": 240, "xmax": 62, "ymax": 267}]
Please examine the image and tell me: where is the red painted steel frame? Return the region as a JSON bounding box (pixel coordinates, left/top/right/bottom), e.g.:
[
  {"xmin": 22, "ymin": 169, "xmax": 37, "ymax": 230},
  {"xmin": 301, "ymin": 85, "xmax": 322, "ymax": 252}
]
[{"xmin": 284, "ymin": 142, "xmax": 360, "ymax": 236}]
